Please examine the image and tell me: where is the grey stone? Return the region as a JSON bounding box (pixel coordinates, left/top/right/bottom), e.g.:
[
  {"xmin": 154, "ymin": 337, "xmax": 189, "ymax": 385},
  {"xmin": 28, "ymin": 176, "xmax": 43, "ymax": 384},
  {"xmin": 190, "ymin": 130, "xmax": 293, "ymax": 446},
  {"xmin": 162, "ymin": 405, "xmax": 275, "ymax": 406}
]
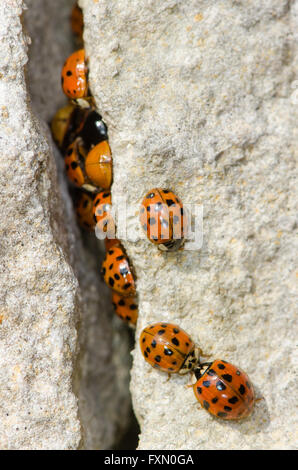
[{"xmin": 0, "ymin": 0, "xmax": 131, "ymax": 450}]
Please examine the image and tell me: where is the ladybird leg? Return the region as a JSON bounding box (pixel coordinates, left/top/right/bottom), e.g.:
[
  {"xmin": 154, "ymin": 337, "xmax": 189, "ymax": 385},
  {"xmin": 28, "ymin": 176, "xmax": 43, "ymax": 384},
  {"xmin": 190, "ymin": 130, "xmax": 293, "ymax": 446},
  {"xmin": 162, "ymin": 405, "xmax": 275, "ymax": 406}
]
[{"xmin": 255, "ymin": 396, "xmax": 265, "ymax": 403}]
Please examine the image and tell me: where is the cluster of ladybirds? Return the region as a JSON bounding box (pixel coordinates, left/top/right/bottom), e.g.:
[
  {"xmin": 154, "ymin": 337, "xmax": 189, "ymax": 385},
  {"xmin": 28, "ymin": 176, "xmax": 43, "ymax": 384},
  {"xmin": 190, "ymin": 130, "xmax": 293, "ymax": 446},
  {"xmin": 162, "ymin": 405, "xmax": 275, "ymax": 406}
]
[
  {"xmin": 51, "ymin": 3, "xmax": 256, "ymax": 422},
  {"xmin": 51, "ymin": 3, "xmax": 138, "ymax": 327}
]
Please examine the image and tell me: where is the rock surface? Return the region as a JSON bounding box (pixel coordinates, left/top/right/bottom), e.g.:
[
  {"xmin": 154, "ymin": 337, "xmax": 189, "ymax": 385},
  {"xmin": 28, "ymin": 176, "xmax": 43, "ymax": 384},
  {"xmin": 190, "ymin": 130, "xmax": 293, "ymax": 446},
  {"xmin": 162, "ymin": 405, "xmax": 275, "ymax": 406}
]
[
  {"xmin": 0, "ymin": 0, "xmax": 132, "ymax": 450},
  {"xmin": 82, "ymin": 0, "xmax": 298, "ymax": 449}
]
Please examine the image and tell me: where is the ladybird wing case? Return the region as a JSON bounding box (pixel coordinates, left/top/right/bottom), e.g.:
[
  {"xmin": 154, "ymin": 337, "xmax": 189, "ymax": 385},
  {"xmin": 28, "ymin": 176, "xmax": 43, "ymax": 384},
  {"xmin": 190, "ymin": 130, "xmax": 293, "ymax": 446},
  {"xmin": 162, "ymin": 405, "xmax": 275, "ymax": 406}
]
[
  {"xmin": 64, "ymin": 142, "xmax": 85, "ymax": 187},
  {"xmin": 112, "ymin": 292, "xmax": 138, "ymax": 327},
  {"xmin": 140, "ymin": 189, "xmax": 173, "ymax": 243},
  {"xmin": 140, "ymin": 322, "xmax": 195, "ymax": 373},
  {"xmin": 62, "ymin": 49, "xmax": 88, "ymax": 99},
  {"xmin": 102, "ymin": 246, "xmax": 136, "ymax": 296},
  {"xmin": 75, "ymin": 193, "xmax": 95, "ymax": 231}
]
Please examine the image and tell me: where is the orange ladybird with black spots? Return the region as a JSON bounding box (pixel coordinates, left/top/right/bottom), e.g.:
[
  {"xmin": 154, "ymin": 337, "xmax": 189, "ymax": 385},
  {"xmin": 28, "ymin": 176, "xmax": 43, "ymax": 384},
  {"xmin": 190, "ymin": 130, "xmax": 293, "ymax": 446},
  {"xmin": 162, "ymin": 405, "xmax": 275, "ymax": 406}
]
[
  {"xmin": 140, "ymin": 322, "xmax": 200, "ymax": 374},
  {"xmin": 193, "ymin": 359, "xmax": 255, "ymax": 420},
  {"xmin": 140, "ymin": 188, "xmax": 187, "ymax": 251}
]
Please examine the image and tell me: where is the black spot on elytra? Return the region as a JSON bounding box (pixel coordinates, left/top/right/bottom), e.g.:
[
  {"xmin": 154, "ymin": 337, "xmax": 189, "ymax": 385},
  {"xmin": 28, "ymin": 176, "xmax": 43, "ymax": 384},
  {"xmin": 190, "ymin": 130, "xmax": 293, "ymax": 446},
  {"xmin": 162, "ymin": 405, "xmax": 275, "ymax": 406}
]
[
  {"xmin": 217, "ymin": 363, "xmax": 225, "ymax": 370},
  {"xmin": 161, "ymin": 324, "xmax": 167, "ymax": 328},
  {"xmin": 101, "ymin": 267, "xmax": 106, "ymax": 275},
  {"xmin": 103, "ymin": 192, "xmax": 110, "ymax": 198},
  {"xmin": 157, "ymin": 329, "xmax": 165, "ymax": 335},
  {"xmin": 236, "ymin": 370, "xmax": 241, "ymax": 375},
  {"xmin": 116, "ymin": 255, "xmax": 125, "ymax": 261},
  {"xmin": 154, "ymin": 355, "xmax": 161, "ymax": 363},
  {"xmin": 125, "ymin": 315, "xmax": 131, "ymax": 321},
  {"xmin": 118, "ymin": 299, "xmax": 125, "ymax": 306},
  {"xmin": 144, "ymin": 351, "xmax": 148, "ymax": 358},
  {"xmin": 109, "ymin": 263, "xmax": 113, "ymax": 270},
  {"xmin": 212, "ymin": 397, "xmax": 218, "ymax": 404},
  {"xmin": 216, "ymin": 381, "xmax": 226, "ymax": 391},
  {"xmin": 172, "ymin": 361, "xmax": 177, "ymax": 365},
  {"xmin": 66, "ymin": 70, "xmax": 72, "ymax": 76},
  {"xmin": 196, "ymin": 387, "xmax": 202, "ymax": 395},
  {"xmin": 202, "ymin": 380, "xmax": 210, "ymax": 388},
  {"xmin": 207, "ymin": 369, "xmax": 216, "ymax": 376},
  {"xmin": 151, "ymin": 340, "xmax": 156, "ymax": 348},
  {"xmin": 171, "ymin": 337, "xmax": 179, "ymax": 346},
  {"xmin": 173, "ymin": 328, "xmax": 179, "ymax": 334},
  {"xmin": 142, "ymin": 337, "xmax": 145, "ymax": 343},
  {"xmin": 239, "ymin": 384, "xmax": 246, "ymax": 395},
  {"xmin": 203, "ymin": 401, "xmax": 210, "ymax": 410},
  {"xmin": 130, "ymin": 304, "xmax": 138, "ymax": 310},
  {"xmin": 164, "ymin": 347, "xmax": 173, "ymax": 356},
  {"xmin": 146, "ymin": 192, "xmax": 155, "ymax": 199},
  {"xmin": 146, "ymin": 347, "xmax": 150, "ymax": 353},
  {"xmin": 123, "ymin": 283, "xmax": 132, "ymax": 290},
  {"xmin": 222, "ymin": 374, "xmax": 232, "ymax": 383},
  {"xmin": 108, "ymin": 250, "xmax": 114, "ymax": 255},
  {"xmin": 217, "ymin": 412, "xmax": 227, "ymax": 418},
  {"xmin": 114, "ymin": 274, "xmax": 120, "ymax": 280},
  {"xmin": 224, "ymin": 406, "xmax": 232, "ymax": 412},
  {"xmin": 108, "ymin": 277, "xmax": 114, "ymax": 287},
  {"xmin": 166, "ymin": 199, "xmax": 175, "ymax": 207},
  {"xmin": 65, "ymin": 164, "xmax": 70, "ymax": 171},
  {"xmin": 228, "ymin": 396, "xmax": 239, "ymax": 404}
]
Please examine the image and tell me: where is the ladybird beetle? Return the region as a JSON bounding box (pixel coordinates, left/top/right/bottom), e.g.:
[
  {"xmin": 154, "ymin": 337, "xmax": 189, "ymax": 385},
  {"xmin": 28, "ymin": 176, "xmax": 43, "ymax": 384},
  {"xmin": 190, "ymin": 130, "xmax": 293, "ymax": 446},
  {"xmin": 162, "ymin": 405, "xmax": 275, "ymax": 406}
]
[
  {"xmin": 140, "ymin": 188, "xmax": 187, "ymax": 251},
  {"xmin": 61, "ymin": 49, "xmax": 88, "ymax": 101},
  {"xmin": 93, "ymin": 190, "xmax": 115, "ymax": 239},
  {"xmin": 85, "ymin": 141, "xmax": 112, "ymax": 189},
  {"xmin": 101, "ymin": 245, "xmax": 136, "ymax": 296},
  {"xmin": 74, "ymin": 192, "xmax": 95, "ymax": 231},
  {"xmin": 193, "ymin": 359, "xmax": 255, "ymax": 420},
  {"xmin": 71, "ymin": 3, "xmax": 83, "ymax": 42},
  {"xmin": 140, "ymin": 322, "xmax": 200, "ymax": 374},
  {"xmin": 112, "ymin": 292, "xmax": 138, "ymax": 328}
]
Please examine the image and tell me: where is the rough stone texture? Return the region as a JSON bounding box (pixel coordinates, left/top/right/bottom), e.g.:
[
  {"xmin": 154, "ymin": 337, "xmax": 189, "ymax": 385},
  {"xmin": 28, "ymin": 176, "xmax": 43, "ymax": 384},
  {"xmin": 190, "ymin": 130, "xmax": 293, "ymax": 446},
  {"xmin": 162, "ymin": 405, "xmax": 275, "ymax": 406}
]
[
  {"xmin": 82, "ymin": 0, "xmax": 298, "ymax": 449},
  {"xmin": 0, "ymin": 0, "xmax": 132, "ymax": 450}
]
